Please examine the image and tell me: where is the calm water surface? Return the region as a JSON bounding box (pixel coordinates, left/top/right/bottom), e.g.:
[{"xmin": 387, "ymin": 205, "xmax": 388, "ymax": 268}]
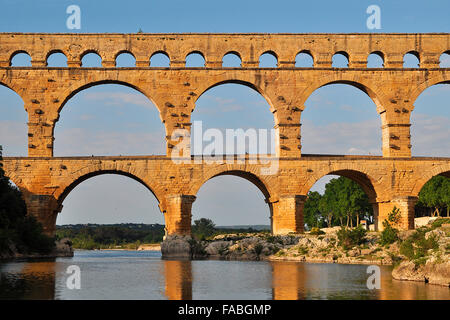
[{"xmin": 0, "ymin": 250, "xmax": 448, "ymax": 300}]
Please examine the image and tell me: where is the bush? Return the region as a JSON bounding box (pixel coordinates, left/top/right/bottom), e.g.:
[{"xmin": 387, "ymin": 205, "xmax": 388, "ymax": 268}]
[
  {"xmin": 379, "ymin": 220, "xmax": 399, "ymax": 246},
  {"xmin": 337, "ymin": 225, "xmax": 367, "ymax": 250},
  {"xmin": 252, "ymin": 243, "xmax": 264, "ymax": 256},
  {"xmin": 400, "ymin": 228, "xmax": 439, "ymax": 262},
  {"xmin": 431, "ymin": 218, "xmax": 450, "ymax": 229},
  {"xmin": 309, "ymin": 227, "xmax": 325, "ymax": 235}
]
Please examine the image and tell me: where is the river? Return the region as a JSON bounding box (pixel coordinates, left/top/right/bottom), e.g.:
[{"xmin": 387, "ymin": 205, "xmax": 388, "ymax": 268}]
[{"xmin": 0, "ymin": 250, "xmax": 448, "ymax": 300}]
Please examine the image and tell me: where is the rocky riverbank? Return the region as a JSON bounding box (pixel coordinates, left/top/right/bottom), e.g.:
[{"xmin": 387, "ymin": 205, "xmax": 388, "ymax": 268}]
[
  {"xmin": 161, "ymin": 218, "xmax": 450, "ymax": 287},
  {"xmin": 0, "ymin": 238, "xmax": 74, "ymax": 260}
]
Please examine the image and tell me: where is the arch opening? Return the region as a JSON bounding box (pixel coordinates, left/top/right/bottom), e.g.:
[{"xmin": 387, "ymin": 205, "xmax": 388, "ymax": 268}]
[
  {"xmin": 440, "ymin": 51, "xmax": 450, "ymax": 68},
  {"xmin": 10, "ymin": 52, "xmax": 31, "ymax": 67},
  {"xmin": 81, "ymin": 52, "xmax": 102, "ymax": 67},
  {"xmin": 403, "ymin": 51, "xmax": 420, "ymax": 68},
  {"xmin": 415, "ymin": 173, "xmax": 450, "ymax": 218},
  {"xmin": 185, "ymin": 52, "xmax": 205, "ymax": 67},
  {"xmin": 115, "ymin": 52, "xmax": 136, "ymax": 67},
  {"xmin": 222, "ymin": 52, "xmax": 241, "ymax": 68},
  {"xmin": 295, "ymin": 51, "xmax": 314, "ymax": 68},
  {"xmin": 150, "ymin": 52, "xmax": 170, "ymax": 67},
  {"xmin": 367, "ymin": 52, "xmax": 384, "ymax": 68},
  {"xmin": 47, "ymin": 51, "xmax": 68, "ymax": 67},
  {"xmin": 259, "ymin": 52, "xmax": 277, "ymax": 68},
  {"xmin": 301, "ymin": 83, "xmax": 382, "ymax": 155},
  {"xmin": 56, "ymin": 172, "xmax": 164, "ymax": 246},
  {"xmin": 0, "ymin": 84, "xmax": 27, "ymax": 156},
  {"xmin": 305, "ymin": 171, "xmax": 376, "ymax": 230},
  {"xmin": 332, "ymin": 52, "xmax": 349, "ymax": 68},
  {"xmin": 54, "ymin": 83, "xmax": 166, "ymax": 156},
  {"xmin": 410, "ymin": 83, "xmax": 450, "ymax": 157},
  {"xmin": 192, "ymin": 172, "xmax": 272, "ymax": 234},
  {"xmin": 191, "ymin": 82, "xmax": 275, "ymax": 156}
]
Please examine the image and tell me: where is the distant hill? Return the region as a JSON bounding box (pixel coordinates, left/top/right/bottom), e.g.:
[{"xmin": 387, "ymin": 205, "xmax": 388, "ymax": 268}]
[
  {"xmin": 57, "ymin": 223, "xmax": 164, "ymax": 230},
  {"xmin": 57, "ymin": 223, "xmax": 271, "ymax": 231},
  {"xmin": 216, "ymin": 225, "xmax": 271, "ymax": 231}
]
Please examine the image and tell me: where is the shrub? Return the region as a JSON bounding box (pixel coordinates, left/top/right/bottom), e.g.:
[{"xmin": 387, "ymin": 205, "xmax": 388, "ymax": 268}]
[
  {"xmin": 337, "ymin": 225, "xmax": 367, "ymax": 250},
  {"xmin": 379, "ymin": 220, "xmax": 399, "ymax": 246},
  {"xmin": 399, "ymin": 229, "xmax": 439, "ymax": 261},
  {"xmin": 252, "ymin": 243, "xmax": 264, "ymax": 256},
  {"xmin": 431, "ymin": 218, "xmax": 450, "ymax": 229},
  {"xmin": 309, "ymin": 227, "xmax": 325, "ymax": 235},
  {"xmin": 297, "ymin": 245, "xmax": 308, "ymax": 255}
]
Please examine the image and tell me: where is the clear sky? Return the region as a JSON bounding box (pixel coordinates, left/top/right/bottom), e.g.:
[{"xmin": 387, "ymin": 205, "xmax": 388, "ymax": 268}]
[{"xmin": 0, "ymin": 0, "xmax": 449, "ymax": 226}]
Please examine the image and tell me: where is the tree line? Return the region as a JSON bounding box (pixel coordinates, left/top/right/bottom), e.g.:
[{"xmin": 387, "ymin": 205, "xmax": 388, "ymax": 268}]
[
  {"xmin": 304, "ymin": 175, "xmax": 450, "ymax": 230},
  {"xmin": 56, "ymin": 224, "xmax": 166, "ymax": 249}
]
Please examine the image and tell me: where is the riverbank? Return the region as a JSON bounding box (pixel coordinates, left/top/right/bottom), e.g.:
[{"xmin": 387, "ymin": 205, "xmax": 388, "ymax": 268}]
[
  {"xmin": 161, "ymin": 218, "xmax": 450, "ymax": 287},
  {"xmin": 0, "ymin": 238, "xmax": 74, "ymax": 261}
]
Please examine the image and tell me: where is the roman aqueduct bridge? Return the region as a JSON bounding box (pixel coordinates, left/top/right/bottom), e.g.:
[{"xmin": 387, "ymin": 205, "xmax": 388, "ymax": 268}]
[{"xmin": 1, "ymin": 33, "xmax": 449, "ymax": 235}]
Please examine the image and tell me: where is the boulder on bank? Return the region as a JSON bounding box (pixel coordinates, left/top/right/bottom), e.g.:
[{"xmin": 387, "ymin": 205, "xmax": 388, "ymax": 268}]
[
  {"xmin": 392, "ymin": 259, "xmax": 450, "ymax": 287},
  {"xmin": 53, "ymin": 238, "xmax": 74, "ymax": 257},
  {"xmin": 0, "ymin": 237, "xmax": 74, "ymax": 260},
  {"xmin": 160, "ymin": 235, "xmax": 206, "ymax": 259}
]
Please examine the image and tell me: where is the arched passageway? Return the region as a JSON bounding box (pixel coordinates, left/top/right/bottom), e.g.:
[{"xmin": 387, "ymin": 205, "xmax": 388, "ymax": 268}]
[
  {"xmin": 192, "ymin": 172, "xmax": 272, "ymax": 232},
  {"xmin": 304, "ymin": 170, "xmax": 377, "ymax": 230},
  {"xmin": 57, "ymin": 172, "xmax": 162, "ymax": 225},
  {"xmin": 411, "ymin": 83, "xmax": 450, "ymax": 157},
  {"xmin": 191, "ymin": 83, "xmax": 275, "ymax": 156},
  {"xmin": 54, "ymin": 83, "xmax": 165, "ymax": 156},
  {"xmin": 301, "ymin": 83, "xmax": 381, "ymax": 156},
  {"xmin": 0, "ymin": 85, "xmax": 27, "ymax": 156}
]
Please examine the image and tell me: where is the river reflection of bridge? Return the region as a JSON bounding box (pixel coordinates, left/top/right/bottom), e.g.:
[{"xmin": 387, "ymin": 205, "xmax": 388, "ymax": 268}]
[{"xmin": 1, "ymin": 258, "xmax": 448, "ymax": 300}]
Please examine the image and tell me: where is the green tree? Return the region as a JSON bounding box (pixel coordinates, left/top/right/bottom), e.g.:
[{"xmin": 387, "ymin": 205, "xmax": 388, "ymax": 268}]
[
  {"xmin": 319, "ymin": 177, "xmax": 372, "ymax": 227},
  {"xmin": 192, "ymin": 218, "xmax": 216, "ymax": 240},
  {"xmin": 417, "ymin": 176, "xmax": 450, "ymax": 217},
  {"xmin": 303, "ymin": 191, "xmax": 324, "ymax": 229}
]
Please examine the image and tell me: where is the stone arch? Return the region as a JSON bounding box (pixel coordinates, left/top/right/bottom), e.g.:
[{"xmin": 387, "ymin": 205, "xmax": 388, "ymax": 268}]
[
  {"xmin": 0, "ymin": 81, "xmax": 25, "ymax": 105},
  {"xmin": 114, "ymin": 50, "xmax": 136, "ymax": 61},
  {"xmin": 57, "ymin": 79, "xmax": 163, "ymax": 116},
  {"xmin": 403, "ymin": 50, "xmax": 420, "ymax": 68},
  {"xmin": 190, "ymin": 167, "xmax": 276, "ymax": 201},
  {"xmin": 411, "ymin": 166, "xmax": 450, "ymax": 197},
  {"xmin": 222, "ymin": 51, "xmax": 242, "ymax": 67},
  {"xmin": 295, "ymin": 50, "xmax": 314, "ymax": 67},
  {"xmin": 367, "ymin": 51, "xmax": 384, "ymax": 68},
  {"xmin": 332, "ymin": 51, "xmax": 349, "ymax": 68},
  {"xmin": 9, "ymin": 50, "xmax": 32, "ymax": 66},
  {"xmin": 300, "ymin": 76, "xmax": 386, "ymax": 114},
  {"xmin": 185, "ymin": 51, "xmax": 206, "ymax": 67},
  {"xmin": 56, "ymin": 168, "xmax": 164, "ymax": 207},
  {"xmin": 80, "ymin": 50, "xmax": 102, "ymax": 67},
  {"xmin": 45, "ymin": 50, "xmax": 68, "ymax": 66},
  {"xmin": 114, "ymin": 50, "xmax": 136, "ymax": 67},
  {"xmin": 150, "ymin": 51, "xmax": 170, "ymax": 67},
  {"xmin": 193, "ymin": 78, "xmax": 276, "ymax": 116},
  {"xmin": 440, "ymin": 50, "xmax": 450, "ymax": 67},
  {"xmin": 0, "ymin": 82, "xmax": 28, "ymax": 156},
  {"xmin": 53, "ymin": 80, "xmax": 167, "ymax": 156},
  {"xmin": 303, "ymin": 167, "xmax": 380, "ymax": 202},
  {"xmin": 409, "ymin": 76, "xmax": 450, "ymax": 110},
  {"xmin": 259, "ymin": 51, "xmax": 278, "ymax": 68}
]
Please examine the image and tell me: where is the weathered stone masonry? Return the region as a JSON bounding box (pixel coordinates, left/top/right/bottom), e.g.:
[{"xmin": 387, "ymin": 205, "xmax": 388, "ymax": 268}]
[{"xmin": 0, "ymin": 33, "xmax": 449, "ymax": 236}]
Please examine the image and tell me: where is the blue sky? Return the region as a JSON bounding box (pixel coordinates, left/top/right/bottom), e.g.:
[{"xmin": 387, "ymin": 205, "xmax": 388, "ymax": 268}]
[{"xmin": 0, "ymin": 0, "xmax": 449, "ymax": 226}]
